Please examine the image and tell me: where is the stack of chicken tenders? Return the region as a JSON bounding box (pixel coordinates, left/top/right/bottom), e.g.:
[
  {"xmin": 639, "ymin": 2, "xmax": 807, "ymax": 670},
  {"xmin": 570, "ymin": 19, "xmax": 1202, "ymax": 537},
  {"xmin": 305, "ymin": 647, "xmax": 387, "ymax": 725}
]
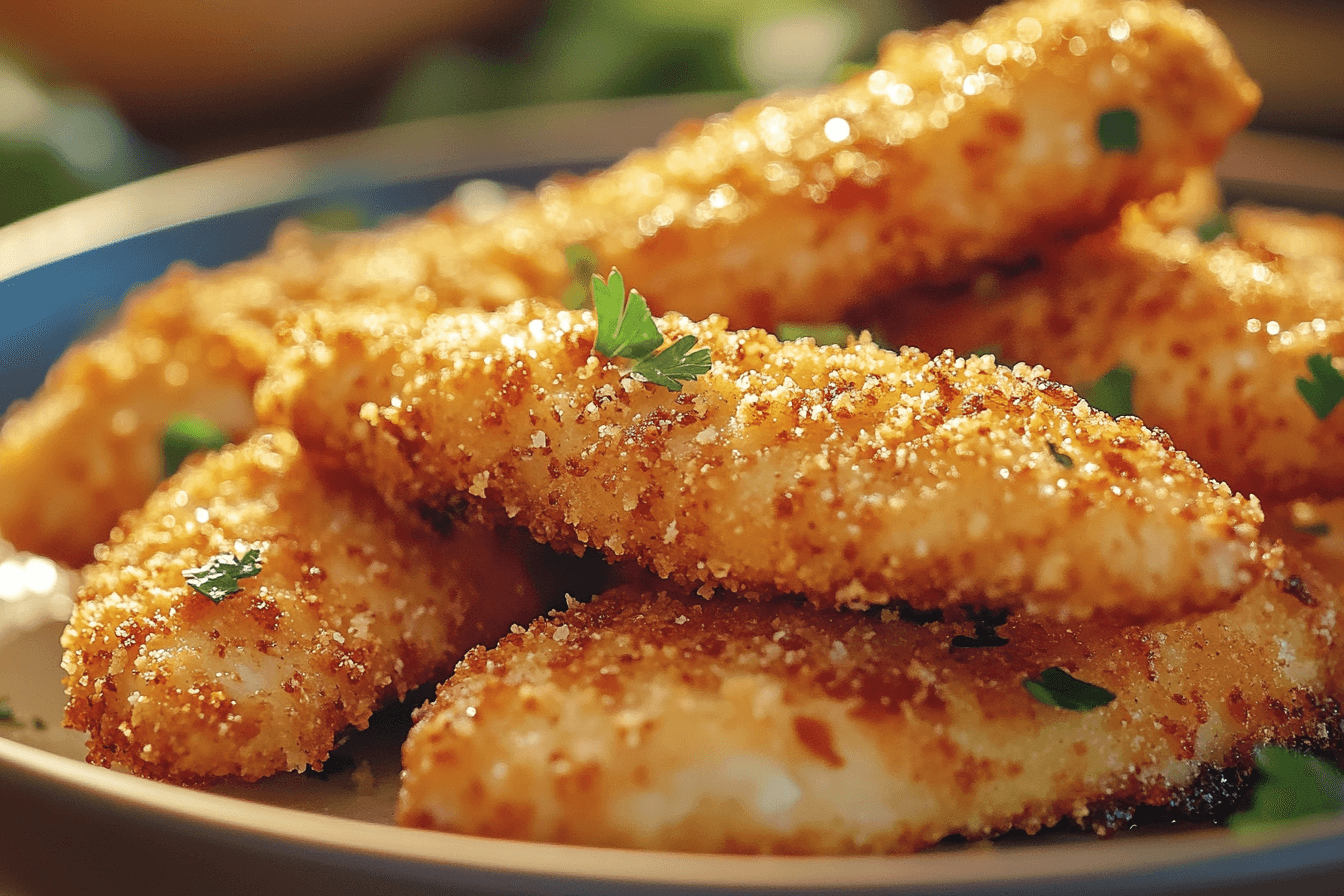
[{"xmin": 6, "ymin": 0, "xmax": 1340, "ymax": 854}]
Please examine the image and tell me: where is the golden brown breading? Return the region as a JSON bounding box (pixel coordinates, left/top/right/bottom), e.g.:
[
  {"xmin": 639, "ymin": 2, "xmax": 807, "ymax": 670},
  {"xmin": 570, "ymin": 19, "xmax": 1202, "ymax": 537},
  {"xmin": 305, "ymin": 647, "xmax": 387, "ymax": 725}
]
[
  {"xmin": 0, "ymin": 0, "xmax": 1257, "ymax": 567},
  {"xmin": 397, "ymin": 550, "xmax": 1343, "ymax": 854},
  {"xmin": 62, "ymin": 428, "xmax": 546, "ymax": 784},
  {"xmin": 1231, "ymin": 205, "xmax": 1344, "ymax": 267},
  {"xmin": 873, "ymin": 198, "xmax": 1344, "ymax": 501},
  {"xmin": 477, "ymin": 0, "xmax": 1257, "ymax": 328},
  {"xmin": 0, "ymin": 262, "xmax": 272, "ymax": 567},
  {"xmin": 258, "ymin": 298, "xmax": 1262, "ymax": 621}
]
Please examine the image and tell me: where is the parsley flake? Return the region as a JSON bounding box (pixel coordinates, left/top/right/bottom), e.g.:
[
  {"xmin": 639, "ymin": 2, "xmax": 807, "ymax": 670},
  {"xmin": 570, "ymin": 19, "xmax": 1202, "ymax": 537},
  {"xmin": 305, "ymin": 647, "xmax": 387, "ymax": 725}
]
[
  {"xmin": 1294, "ymin": 522, "xmax": 1331, "ymax": 537},
  {"xmin": 1097, "ymin": 108, "xmax": 1140, "ymax": 153},
  {"xmin": 776, "ymin": 322, "xmax": 853, "ymax": 346},
  {"xmin": 1081, "ymin": 365, "xmax": 1134, "ymax": 417},
  {"xmin": 1297, "ymin": 354, "xmax": 1344, "ymax": 420},
  {"xmin": 1195, "ymin": 210, "xmax": 1233, "ymax": 243},
  {"xmin": 967, "ymin": 343, "xmax": 1004, "ymax": 360},
  {"xmin": 162, "ymin": 416, "xmax": 230, "ymax": 478},
  {"xmin": 562, "ymin": 244, "xmax": 599, "ymax": 310},
  {"xmin": 1046, "ymin": 441, "xmax": 1075, "ymax": 469},
  {"xmin": 184, "ymin": 548, "xmax": 263, "ymax": 603},
  {"xmin": 1229, "ymin": 746, "xmax": 1344, "ymax": 832},
  {"xmin": 591, "ymin": 268, "xmax": 710, "ymax": 392},
  {"xmin": 1023, "ymin": 667, "xmax": 1116, "ymax": 711},
  {"xmin": 0, "ymin": 697, "xmax": 17, "ymax": 727}
]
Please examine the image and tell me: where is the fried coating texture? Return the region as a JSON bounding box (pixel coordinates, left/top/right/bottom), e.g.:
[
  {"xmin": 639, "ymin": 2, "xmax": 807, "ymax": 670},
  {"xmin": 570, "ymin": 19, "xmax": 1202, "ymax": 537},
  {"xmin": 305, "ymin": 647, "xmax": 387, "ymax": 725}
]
[
  {"xmin": 874, "ymin": 198, "xmax": 1344, "ymax": 501},
  {"xmin": 61, "ymin": 429, "xmax": 545, "ymax": 784},
  {"xmin": 467, "ymin": 0, "xmax": 1257, "ymax": 328},
  {"xmin": 259, "ymin": 299, "xmax": 1261, "ymax": 621},
  {"xmin": 0, "ymin": 0, "xmax": 1257, "ymax": 566},
  {"xmin": 398, "ymin": 553, "xmax": 1343, "ymax": 854},
  {"xmin": 0, "ymin": 262, "xmax": 274, "ymax": 567}
]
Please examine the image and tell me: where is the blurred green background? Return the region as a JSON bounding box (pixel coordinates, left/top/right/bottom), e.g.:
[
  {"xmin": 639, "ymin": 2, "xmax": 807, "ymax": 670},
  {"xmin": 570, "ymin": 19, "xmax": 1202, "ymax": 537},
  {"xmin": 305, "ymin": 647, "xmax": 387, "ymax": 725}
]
[{"xmin": 0, "ymin": 0, "xmax": 1338, "ymax": 230}]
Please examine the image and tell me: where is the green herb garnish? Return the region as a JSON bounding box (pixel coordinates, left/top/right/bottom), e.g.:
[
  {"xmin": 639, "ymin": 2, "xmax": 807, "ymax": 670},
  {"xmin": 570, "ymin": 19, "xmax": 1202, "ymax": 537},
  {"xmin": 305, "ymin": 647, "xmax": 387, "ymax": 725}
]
[
  {"xmin": 1046, "ymin": 441, "xmax": 1075, "ymax": 469},
  {"xmin": 1294, "ymin": 522, "xmax": 1331, "ymax": 537},
  {"xmin": 776, "ymin": 322, "xmax": 853, "ymax": 346},
  {"xmin": 1229, "ymin": 746, "xmax": 1344, "ymax": 832},
  {"xmin": 1097, "ymin": 108, "xmax": 1140, "ymax": 153},
  {"xmin": 592, "ymin": 268, "xmax": 710, "ymax": 392},
  {"xmin": 1297, "ymin": 354, "xmax": 1344, "ymax": 420},
  {"xmin": 1195, "ymin": 210, "xmax": 1233, "ymax": 243},
  {"xmin": 184, "ymin": 548, "xmax": 263, "ymax": 603},
  {"xmin": 0, "ymin": 698, "xmax": 17, "ymax": 727},
  {"xmin": 298, "ymin": 203, "xmax": 369, "ymax": 233},
  {"xmin": 562, "ymin": 244, "xmax": 599, "ymax": 310},
  {"xmin": 967, "ymin": 343, "xmax": 1004, "ymax": 360},
  {"xmin": 1080, "ymin": 365, "xmax": 1135, "ymax": 417},
  {"xmin": 162, "ymin": 415, "xmax": 230, "ymax": 478},
  {"xmin": 1023, "ymin": 667, "xmax": 1116, "ymax": 711}
]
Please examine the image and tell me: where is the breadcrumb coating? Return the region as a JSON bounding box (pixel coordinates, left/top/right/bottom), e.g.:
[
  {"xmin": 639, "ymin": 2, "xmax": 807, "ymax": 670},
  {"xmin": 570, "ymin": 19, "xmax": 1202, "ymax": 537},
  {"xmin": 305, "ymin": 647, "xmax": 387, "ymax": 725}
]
[
  {"xmin": 875, "ymin": 198, "xmax": 1344, "ymax": 501},
  {"xmin": 398, "ymin": 549, "xmax": 1343, "ymax": 854},
  {"xmin": 0, "ymin": 0, "xmax": 1258, "ymax": 566},
  {"xmin": 458, "ymin": 0, "xmax": 1257, "ymax": 327},
  {"xmin": 62, "ymin": 429, "xmax": 545, "ymax": 784},
  {"xmin": 259, "ymin": 299, "xmax": 1262, "ymax": 621}
]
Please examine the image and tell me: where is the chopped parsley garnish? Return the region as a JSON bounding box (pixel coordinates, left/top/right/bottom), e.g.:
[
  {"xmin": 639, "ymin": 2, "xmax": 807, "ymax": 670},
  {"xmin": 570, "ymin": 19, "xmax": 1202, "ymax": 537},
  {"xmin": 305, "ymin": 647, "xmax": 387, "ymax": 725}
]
[
  {"xmin": 1097, "ymin": 108, "xmax": 1140, "ymax": 153},
  {"xmin": 562, "ymin": 244, "xmax": 599, "ymax": 310},
  {"xmin": 1294, "ymin": 521, "xmax": 1331, "ymax": 537},
  {"xmin": 1080, "ymin": 365, "xmax": 1134, "ymax": 417},
  {"xmin": 1195, "ymin": 210, "xmax": 1233, "ymax": 243},
  {"xmin": 298, "ymin": 203, "xmax": 369, "ymax": 233},
  {"xmin": 1297, "ymin": 354, "xmax": 1344, "ymax": 420},
  {"xmin": 967, "ymin": 343, "xmax": 1004, "ymax": 360},
  {"xmin": 184, "ymin": 548, "xmax": 263, "ymax": 603},
  {"xmin": 1046, "ymin": 441, "xmax": 1074, "ymax": 469},
  {"xmin": 0, "ymin": 698, "xmax": 17, "ymax": 727},
  {"xmin": 1229, "ymin": 746, "xmax": 1344, "ymax": 832},
  {"xmin": 776, "ymin": 322, "xmax": 853, "ymax": 347},
  {"xmin": 1023, "ymin": 667, "xmax": 1116, "ymax": 711},
  {"xmin": 162, "ymin": 415, "xmax": 230, "ymax": 477},
  {"xmin": 592, "ymin": 268, "xmax": 710, "ymax": 392}
]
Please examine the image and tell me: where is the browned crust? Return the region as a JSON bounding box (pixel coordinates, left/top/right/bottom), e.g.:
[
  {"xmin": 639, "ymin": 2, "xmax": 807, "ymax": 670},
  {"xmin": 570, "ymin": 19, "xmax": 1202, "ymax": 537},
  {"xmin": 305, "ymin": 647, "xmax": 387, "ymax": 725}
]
[
  {"xmin": 873, "ymin": 197, "xmax": 1344, "ymax": 501},
  {"xmin": 62, "ymin": 429, "xmax": 545, "ymax": 783},
  {"xmin": 260, "ymin": 298, "xmax": 1262, "ymax": 622},
  {"xmin": 397, "ymin": 547, "xmax": 1342, "ymax": 853}
]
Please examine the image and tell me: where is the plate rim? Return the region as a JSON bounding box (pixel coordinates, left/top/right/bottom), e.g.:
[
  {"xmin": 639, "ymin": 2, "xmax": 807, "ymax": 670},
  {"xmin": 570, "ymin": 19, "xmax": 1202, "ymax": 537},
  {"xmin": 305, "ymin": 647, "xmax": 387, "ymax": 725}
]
[{"xmin": 3, "ymin": 734, "xmax": 1343, "ymax": 894}]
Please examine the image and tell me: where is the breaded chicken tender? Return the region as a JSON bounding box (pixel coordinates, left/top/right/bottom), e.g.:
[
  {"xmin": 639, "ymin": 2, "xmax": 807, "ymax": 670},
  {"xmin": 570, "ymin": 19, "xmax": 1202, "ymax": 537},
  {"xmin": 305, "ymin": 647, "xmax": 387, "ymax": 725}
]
[
  {"xmin": 0, "ymin": 262, "xmax": 273, "ymax": 567},
  {"xmin": 469, "ymin": 0, "xmax": 1258, "ymax": 328},
  {"xmin": 259, "ymin": 299, "xmax": 1261, "ymax": 622},
  {"xmin": 0, "ymin": 0, "xmax": 1258, "ymax": 566},
  {"xmin": 398, "ymin": 551, "xmax": 1343, "ymax": 854},
  {"xmin": 875, "ymin": 197, "xmax": 1344, "ymax": 501},
  {"xmin": 62, "ymin": 429, "xmax": 545, "ymax": 784}
]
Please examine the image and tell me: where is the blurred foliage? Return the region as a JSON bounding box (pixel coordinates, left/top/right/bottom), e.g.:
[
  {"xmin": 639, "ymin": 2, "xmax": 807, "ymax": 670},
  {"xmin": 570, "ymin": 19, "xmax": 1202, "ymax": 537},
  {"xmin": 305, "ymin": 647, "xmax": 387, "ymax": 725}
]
[
  {"xmin": 0, "ymin": 138, "xmax": 93, "ymax": 225},
  {"xmin": 381, "ymin": 0, "xmax": 920, "ymax": 123},
  {"xmin": 0, "ymin": 1, "xmax": 924, "ymax": 228}
]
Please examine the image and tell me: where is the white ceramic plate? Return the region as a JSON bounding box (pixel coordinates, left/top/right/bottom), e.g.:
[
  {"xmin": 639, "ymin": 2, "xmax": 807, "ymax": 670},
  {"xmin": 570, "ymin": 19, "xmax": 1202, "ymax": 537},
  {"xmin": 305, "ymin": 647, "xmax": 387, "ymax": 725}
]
[{"xmin": 1, "ymin": 96, "xmax": 1342, "ymax": 896}]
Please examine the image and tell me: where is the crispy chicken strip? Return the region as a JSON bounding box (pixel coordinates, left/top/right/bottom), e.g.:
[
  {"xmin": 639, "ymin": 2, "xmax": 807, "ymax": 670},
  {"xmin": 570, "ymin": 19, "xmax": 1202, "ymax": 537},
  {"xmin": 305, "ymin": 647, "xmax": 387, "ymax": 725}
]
[
  {"xmin": 259, "ymin": 299, "xmax": 1261, "ymax": 621},
  {"xmin": 398, "ymin": 550, "xmax": 1343, "ymax": 854},
  {"xmin": 62, "ymin": 428, "xmax": 545, "ymax": 784},
  {"xmin": 873, "ymin": 198, "xmax": 1344, "ymax": 501},
  {"xmin": 0, "ymin": 0, "xmax": 1258, "ymax": 566},
  {"xmin": 458, "ymin": 0, "xmax": 1258, "ymax": 327}
]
